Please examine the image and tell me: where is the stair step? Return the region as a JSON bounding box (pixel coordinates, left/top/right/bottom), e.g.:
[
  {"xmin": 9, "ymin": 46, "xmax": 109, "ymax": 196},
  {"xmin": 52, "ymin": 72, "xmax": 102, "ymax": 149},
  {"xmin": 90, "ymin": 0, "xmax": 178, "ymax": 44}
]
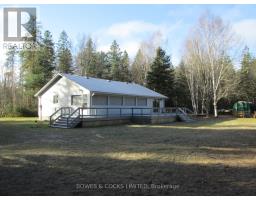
[
  {"xmin": 50, "ymin": 125, "xmax": 69, "ymax": 128},
  {"xmin": 178, "ymin": 114, "xmax": 194, "ymax": 122},
  {"xmin": 55, "ymin": 121, "xmax": 69, "ymax": 124}
]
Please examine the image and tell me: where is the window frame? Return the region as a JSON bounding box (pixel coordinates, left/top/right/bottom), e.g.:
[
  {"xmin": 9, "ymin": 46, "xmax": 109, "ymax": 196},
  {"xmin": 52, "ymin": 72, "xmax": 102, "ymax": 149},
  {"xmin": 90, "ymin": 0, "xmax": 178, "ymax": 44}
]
[
  {"xmin": 53, "ymin": 95, "xmax": 59, "ymax": 104},
  {"xmin": 71, "ymin": 95, "xmax": 83, "ymax": 106}
]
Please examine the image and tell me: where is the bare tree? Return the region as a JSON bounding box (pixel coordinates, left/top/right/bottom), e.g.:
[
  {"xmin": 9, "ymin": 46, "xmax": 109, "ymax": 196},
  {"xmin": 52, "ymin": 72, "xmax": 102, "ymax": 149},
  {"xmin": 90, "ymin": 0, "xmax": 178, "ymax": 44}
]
[
  {"xmin": 131, "ymin": 31, "xmax": 164, "ymax": 85},
  {"xmin": 183, "ymin": 12, "xmax": 238, "ymax": 117}
]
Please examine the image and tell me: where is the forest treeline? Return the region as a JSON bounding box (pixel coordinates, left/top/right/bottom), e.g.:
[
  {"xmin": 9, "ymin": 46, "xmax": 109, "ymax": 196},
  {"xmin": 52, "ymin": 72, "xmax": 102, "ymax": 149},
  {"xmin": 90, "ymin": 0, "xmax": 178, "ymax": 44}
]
[{"xmin": 1, "ymin": 12, "xmax": 256, "ymax": 117}]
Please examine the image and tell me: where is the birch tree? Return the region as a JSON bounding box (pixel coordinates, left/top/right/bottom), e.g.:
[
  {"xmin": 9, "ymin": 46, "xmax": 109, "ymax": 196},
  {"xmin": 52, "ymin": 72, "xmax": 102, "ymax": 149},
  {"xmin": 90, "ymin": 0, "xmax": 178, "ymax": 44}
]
[{"xmin": 184, "ymin": 13, "xmax": 238, "ymax": 117}]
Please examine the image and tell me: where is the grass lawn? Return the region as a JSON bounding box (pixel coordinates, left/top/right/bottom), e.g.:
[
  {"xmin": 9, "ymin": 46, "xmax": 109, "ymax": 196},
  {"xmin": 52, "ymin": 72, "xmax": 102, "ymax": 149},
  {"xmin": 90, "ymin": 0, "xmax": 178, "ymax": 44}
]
[{"xmin": 0, "ymin": 117, "xmax": 256, "ymax": 195}]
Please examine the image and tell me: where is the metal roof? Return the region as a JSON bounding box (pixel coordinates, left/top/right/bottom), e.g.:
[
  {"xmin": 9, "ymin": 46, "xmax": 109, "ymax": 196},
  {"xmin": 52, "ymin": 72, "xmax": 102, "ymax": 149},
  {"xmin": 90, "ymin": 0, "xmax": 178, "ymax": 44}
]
[{"xmin": 35, "ymin": 73, "xmax": 168, "ymax": 99}]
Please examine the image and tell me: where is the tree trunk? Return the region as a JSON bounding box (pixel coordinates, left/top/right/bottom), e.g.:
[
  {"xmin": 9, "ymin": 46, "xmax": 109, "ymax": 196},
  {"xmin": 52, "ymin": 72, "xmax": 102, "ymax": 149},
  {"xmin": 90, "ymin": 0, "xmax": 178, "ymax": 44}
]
[{"xmin": 213, "ymin": 93, "xmax": 218, "ymax": 117}]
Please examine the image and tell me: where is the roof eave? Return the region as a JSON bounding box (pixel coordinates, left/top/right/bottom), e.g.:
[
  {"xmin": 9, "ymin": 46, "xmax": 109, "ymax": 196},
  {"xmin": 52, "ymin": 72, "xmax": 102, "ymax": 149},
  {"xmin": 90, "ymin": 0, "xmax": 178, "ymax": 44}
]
[
  {"xmin": 91, "ymin": 91, "xmax": 168, "ymax": 99},
  {"xmin": 34, "ymin": 73, "xmax": 63, "ymax": 97}
]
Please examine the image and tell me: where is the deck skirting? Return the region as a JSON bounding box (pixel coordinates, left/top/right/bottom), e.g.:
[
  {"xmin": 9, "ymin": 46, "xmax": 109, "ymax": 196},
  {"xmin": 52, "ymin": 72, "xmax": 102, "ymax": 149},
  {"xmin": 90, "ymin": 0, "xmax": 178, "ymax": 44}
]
[{"xmin": 81, "ymin": 115, "xmax": 177, "ymax": 127}]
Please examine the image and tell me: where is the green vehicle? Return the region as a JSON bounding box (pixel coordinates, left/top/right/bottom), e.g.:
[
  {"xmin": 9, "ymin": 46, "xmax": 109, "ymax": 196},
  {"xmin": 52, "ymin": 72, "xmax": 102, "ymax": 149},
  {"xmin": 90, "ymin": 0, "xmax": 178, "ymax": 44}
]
[{"xmin": 233, "ymin": 101, "xmax": 252, "ymax": 118}]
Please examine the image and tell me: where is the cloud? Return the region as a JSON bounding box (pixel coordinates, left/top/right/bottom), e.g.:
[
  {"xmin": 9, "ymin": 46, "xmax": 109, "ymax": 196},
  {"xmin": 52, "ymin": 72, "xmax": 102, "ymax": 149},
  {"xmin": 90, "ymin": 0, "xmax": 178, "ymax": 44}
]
[
  {"xmin": 233, "ymin": 19, "xmax": 256, "ymax": 46},
  {"xmin": 106, "ymin": 20, "xmax": 161, "ymax": 38},
  {"xmin": 95, "ymin": 20, "xmax": 182, "ymax": 60}
]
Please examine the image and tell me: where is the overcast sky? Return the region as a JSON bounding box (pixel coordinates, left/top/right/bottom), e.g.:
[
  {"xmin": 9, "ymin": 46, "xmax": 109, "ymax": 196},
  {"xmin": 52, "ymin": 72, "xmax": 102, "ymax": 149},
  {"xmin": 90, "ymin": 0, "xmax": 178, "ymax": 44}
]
[{"xmin": 1, "ymin": 4, "xmax": 256, "ymax": 67}]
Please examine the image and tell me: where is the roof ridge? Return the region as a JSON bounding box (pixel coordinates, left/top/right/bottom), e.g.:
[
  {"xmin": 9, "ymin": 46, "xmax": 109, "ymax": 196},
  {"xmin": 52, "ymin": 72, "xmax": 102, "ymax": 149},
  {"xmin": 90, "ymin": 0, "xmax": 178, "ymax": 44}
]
[{"xmin": 62, "ymin": 73, "xmax": 136, "ymax": 85}]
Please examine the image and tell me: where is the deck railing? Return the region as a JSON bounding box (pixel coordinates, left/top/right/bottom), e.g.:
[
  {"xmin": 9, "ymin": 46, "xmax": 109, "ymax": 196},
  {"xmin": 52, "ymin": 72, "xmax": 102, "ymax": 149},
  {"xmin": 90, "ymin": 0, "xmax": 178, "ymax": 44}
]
[
  {"xmin": 74, "ymin": 107, "xmax": 182, "ymax": 118},
  {"xmin": 50, "ymin": 106, "xmax": 193, "ymax": 128}
]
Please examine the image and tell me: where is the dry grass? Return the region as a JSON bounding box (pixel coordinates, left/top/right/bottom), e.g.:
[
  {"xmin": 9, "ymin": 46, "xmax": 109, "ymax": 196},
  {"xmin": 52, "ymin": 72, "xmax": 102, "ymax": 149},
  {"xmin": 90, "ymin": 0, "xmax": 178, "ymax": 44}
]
[{"xmin": 0, "ymin": 117, "xmax": 256, "ymax": 195}]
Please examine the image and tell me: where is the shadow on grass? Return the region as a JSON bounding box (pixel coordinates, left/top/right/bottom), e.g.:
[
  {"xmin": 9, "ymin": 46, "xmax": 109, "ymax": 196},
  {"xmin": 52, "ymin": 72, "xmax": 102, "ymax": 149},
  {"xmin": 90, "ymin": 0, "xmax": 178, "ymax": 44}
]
[
  {"xmin": 0, "ymin": 118, "xmax": 256, "ymax": 195},
  {"xmin": 0, "ymin": 153, "xmax": 255, "ymax": 195}
]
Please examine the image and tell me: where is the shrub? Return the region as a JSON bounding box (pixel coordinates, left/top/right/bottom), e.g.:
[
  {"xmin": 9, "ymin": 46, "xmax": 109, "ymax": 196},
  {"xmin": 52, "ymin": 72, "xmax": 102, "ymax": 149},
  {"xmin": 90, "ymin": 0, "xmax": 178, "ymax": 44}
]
[{"xmin": 15, "ymin": 107, "xmax": 37, "ymax": 117}]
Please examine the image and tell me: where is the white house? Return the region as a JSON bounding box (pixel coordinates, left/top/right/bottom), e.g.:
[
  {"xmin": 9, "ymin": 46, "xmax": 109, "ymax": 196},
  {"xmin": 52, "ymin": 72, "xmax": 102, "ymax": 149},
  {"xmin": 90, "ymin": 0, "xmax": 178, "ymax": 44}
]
[{"xmin": 35, "ymin": 73, "xmax": 168, "ymax": 120}]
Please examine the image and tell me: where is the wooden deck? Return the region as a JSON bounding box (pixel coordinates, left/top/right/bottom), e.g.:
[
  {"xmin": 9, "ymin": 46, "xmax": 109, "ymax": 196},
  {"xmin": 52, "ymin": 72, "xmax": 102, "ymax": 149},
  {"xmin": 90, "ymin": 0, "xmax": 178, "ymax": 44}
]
[{"xmin": 80, "ymin": 114, "xmax": 177, "ymax": 127}]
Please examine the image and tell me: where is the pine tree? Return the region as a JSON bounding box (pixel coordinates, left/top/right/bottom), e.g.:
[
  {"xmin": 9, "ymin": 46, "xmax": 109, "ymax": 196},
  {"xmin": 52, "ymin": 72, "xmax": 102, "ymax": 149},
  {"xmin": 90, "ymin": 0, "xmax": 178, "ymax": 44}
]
[
  {"xmin": 173, "ymin": 61, "xmax": 191, "ymax": 107},
  {"xmin": 22, "ymin": 30, "xmax": 55, "ymax": 91},
  {"xmin": 107, "ymin": 40, "xmax": 122, "ymax": 80},
  {"xmin": 239, "ymin": 47, "xmax": 256, "ymax": 102},
  {"xmin": 95, "ymin": 51, "xmax": 109, "ymax": 79},
  {"xmin": 56, "ymin": 31, "xmax": 73, "ymax": 73},
  {"xmin": 39, "ymin": 30, "xmax": 55, "ymax": 81},
  {"xmin": 147, "ymin": 47, "xmax": 175, "ymax": 105},
  {"xmin": 119, "ymin": 50, "xmax": 130, "ymax": 82},
  {"xmin": 20, "ymin": 27, "xmax": 56, "ymax": 113}
]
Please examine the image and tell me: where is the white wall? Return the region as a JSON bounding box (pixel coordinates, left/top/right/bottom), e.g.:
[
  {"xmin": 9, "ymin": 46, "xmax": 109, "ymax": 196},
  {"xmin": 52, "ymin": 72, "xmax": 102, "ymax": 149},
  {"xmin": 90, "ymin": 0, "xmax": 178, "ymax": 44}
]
[{"xmin": 39, "ymin": 77, "xmax": 90, "ymax": 120}]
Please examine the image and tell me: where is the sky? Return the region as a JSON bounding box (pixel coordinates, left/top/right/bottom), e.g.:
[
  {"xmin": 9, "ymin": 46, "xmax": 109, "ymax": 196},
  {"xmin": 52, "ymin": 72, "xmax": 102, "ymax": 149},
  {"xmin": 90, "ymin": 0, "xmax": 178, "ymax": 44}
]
[{"xmin": 1, "ymin": 4, "xmax": 256, "ymax": 67}]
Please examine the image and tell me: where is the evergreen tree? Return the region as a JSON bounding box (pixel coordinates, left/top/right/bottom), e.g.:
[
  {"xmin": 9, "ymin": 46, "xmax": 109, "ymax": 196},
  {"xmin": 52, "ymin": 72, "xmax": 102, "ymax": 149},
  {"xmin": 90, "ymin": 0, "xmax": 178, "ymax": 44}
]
[
  {"xmin": 238, "ymin": 47, "xmax": 256, "ymax": 102},
  {"xmin": 119, "ymin": 50, "xmax": 131, "ymax": 82},
  {"xmin": 147, "ymin": 47, "xmax": 175, "ymax": 105},
  {"xmin": 107, "ymin": 40, "xmax": 122, "ymax": 80},
  {"xmin": 20, "ymin": 27, "xmax": 56, "ymax": 112},
  {"xmin": 95, "ymin": 51, "xmax": 109, "ymax": 79},
  {"xmin": 39, "ymin": 30, "xmax": 55, "ymax": 81},
  {"xmin": 21, "ymin": 30, "xmax": 55, "ymax": 91},
  {"xmin": 173, "ymin": 61, "xmax": 191, "ymax": 107},
  {"xmin": 56, "ymin": 31, "xmax": 73, "ymax": 73}
]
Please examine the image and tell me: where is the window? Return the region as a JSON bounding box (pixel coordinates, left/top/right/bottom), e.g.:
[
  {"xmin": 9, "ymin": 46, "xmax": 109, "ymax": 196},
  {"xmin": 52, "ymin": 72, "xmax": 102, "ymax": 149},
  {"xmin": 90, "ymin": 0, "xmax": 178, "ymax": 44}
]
[
  {"xmin": 92, "ymin": 95, "xmax": 108, "ymax": 105},
  {"xmin": 53, "ymin": 95, "xmax": 58, "ymax": 104},
  {"xmin": 153, "ymin": 99, "xmax": 160, "ymax": 112},
  {"xmin": 109, "ymin": 96, "xmax": 123, "ymax": 106},
  {"xmin": 124, "ymin": 96, "xmax": 136, "ymax": 106},
  {"xmin": 137, "ymin": 97, "xmax": 147, "ymax": 106},
  {"xmin": 153, "ymin": 99, "xmax": 160, "ymax": 108},
  {"xmin": 71, "ymin": 95, "xmax": 83, "ymax": 106}
]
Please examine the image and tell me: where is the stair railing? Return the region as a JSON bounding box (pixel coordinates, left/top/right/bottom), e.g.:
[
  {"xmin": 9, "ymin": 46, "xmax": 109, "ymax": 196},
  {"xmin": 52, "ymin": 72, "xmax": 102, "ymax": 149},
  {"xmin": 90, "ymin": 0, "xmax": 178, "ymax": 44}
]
[
  {"xmin": 67, "ymin": 108, "xmax": 81, "ymax": 128},
  {"xmin": 49, "ymin": 107, "xmax": 73, "ymax": 126}
]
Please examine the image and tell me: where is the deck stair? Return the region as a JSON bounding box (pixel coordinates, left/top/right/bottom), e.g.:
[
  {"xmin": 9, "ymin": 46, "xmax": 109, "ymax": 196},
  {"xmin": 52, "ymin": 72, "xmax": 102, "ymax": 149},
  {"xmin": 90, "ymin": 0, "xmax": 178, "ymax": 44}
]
[
  {"xmin": 49, "ymin": 107, "xmax": 81, "ymax": 128},
  {"xmin": 176, "ymin": 107, "xmax": 194, "ymax": 122}
]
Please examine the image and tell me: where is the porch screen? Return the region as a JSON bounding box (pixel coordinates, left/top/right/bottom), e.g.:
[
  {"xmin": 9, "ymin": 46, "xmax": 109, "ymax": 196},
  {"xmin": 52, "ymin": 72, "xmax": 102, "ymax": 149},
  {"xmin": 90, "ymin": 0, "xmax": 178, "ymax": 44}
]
[
  {"xmin": 92, "ymin": 95, "xmax": 108, "ymax": 105},
  {"xmin": 137, "ymin": 97, "xmax": 147, "ymax": 106},
  {"xmin": 109, "ymin": 96, "xmax": 123, "ymax": 106},
  {"xmin": 124, "ymin": 96, "xmax": 136, "ymax": 106}
]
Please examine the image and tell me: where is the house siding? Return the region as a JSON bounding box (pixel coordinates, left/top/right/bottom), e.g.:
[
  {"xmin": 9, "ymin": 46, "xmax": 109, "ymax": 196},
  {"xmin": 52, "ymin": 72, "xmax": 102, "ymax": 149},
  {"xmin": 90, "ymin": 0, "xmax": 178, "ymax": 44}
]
[{"xmin": 39, "ymin": 77, "xmax": 90, "ymax": 120}]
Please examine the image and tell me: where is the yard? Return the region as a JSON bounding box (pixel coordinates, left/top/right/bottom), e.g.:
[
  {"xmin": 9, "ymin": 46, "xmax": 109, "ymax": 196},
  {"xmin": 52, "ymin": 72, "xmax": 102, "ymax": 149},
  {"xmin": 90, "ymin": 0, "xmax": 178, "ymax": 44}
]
[{"xmin": 0, "ymin": 117, "xmax": 256, "ymax": 195}]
